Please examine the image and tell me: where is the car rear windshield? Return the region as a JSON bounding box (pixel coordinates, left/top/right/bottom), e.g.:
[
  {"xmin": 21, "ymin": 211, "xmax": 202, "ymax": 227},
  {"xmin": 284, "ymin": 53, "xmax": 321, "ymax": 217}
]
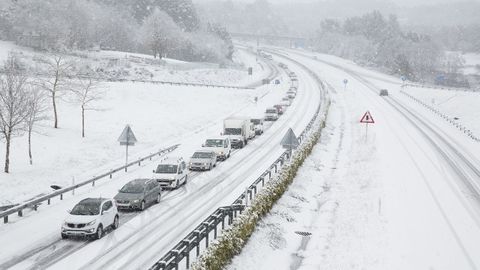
[
  {"xmin": 266, "ymin": 109, "xmax": 277, "ymax": 113},
  {"xmin": 251, "ymin": 119, "xmax": 261, "ymax": 125},
  {"xmin": 71, "ymin": 201, "xmax": 101, "ymax": 215},
  {"xmin": 193, "ymin": 152, "xmax": 212, "ymax": 158},
  {"xmin": 120, "ymin": 182, "xmax": 146, "ymax": 193},
  {"xmin": 155, "ymin": 164, "xmax": 178, "ymax": 174},
  {"xmin": 205, "ymin": 139, "xmax": 223, "ymax": 147}
]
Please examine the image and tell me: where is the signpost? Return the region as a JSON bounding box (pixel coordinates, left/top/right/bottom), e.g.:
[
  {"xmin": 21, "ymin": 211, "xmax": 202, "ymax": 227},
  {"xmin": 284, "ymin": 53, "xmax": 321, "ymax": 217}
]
[
  {"xmin": 360, "ymin": 111, "xmax": 375, "ymax": 141},
  {"xmin": 343, "ymin": 79, "xmax": 348, "ymax": 90},
  {"xmin": 281, "ymin": 128, "xmax": 300, "ymax": 159},
  {"xmin": 118, "ymin": 125, "xmax": 137, "ymax": 170}
]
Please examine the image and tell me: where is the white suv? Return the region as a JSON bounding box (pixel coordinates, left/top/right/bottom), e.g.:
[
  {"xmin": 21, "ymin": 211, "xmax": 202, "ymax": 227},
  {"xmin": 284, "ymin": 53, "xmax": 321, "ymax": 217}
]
[{"xmin": 61, "ymin": 198, "xmax": 119, "ymax": 240}]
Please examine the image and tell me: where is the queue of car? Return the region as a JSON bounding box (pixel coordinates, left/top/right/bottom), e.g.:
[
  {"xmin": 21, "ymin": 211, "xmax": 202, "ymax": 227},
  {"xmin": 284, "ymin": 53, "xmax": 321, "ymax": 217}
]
[{"xmin": 61, "ymin": 63, "xmax": 296, "ymax": 241}]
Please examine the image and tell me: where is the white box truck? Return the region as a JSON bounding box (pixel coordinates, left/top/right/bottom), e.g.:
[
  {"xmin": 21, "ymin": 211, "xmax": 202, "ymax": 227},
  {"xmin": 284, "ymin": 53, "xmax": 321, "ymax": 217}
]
[{"xmin": 223, "ymin": 117, "xmax": 255, "ymax": 149}]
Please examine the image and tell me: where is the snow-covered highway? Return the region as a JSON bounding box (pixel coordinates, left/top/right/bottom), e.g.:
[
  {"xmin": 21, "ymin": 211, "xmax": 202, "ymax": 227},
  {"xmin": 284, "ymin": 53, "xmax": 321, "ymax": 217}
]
[
  {"xmin": 230, "ymin": 49, "xmax": 480, "ymax": 270},
  {"xmin": 0, "ymin": 51, "xmax": 324, "ymax": 270}
]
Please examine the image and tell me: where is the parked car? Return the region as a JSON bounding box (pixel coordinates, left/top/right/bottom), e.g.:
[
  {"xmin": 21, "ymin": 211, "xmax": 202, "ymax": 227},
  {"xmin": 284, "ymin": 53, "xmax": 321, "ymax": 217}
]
[
  {"xmin": 189, "ymin": 150, "xmax": 217, "ymax": 171},
  {"xmin": 265, "ymin": 107, "xmax": 279, "ymax": 121},
  {"xmin": 250, "ymin": 118, "xmax": 264, "ymax": 135},
  {"xmin": 380, "ymin": 89, "xmax": 389, "ymax": 96},
  {"xmin": 114, "ymin": 179, "xmax": 161, "ymax": 210},
  {"xmin": 153, "ymin": 158, "xmax": 187, "ymax": 189},
  {"xmin": 61, "ymin": 198, "xmax": 119, "ymax": 240},
  {"xmin": 274, "ymin": 104, "xmax": 285, "ymax": 115},
  {"xmin": 202, "ymin": 137, "xmax": 232, "ymax": 161}
]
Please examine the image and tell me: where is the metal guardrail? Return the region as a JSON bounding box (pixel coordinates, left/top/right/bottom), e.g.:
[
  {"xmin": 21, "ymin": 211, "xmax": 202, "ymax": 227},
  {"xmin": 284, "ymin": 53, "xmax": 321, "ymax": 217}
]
[
  {"xmin": 150, "ymin": 53, "xmax": 328, "ymax": 270},
  {"xmin": 1, "ymin": 144, "xmax": 179, "ymax": 224},
  {"xmin": 149, "ymin": 150, "xmax": 291, "ymax": 270},
  {"xmin": 400, "ymin": 90, "xmax": 480, "ymax": 142}
]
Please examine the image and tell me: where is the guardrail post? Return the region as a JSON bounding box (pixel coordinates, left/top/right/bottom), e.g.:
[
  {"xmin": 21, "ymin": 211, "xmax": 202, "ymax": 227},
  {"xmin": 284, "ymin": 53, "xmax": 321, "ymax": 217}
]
[
  {"xmin": 92, "ymin": 181, "xmax": 95, "ymax": 187},
  {"xmin": 172, "ymin": 250, "xmax": 180, "ymax": 270},
  {"xmin": 18, "ymin": 210, "xmax": 23, "ymax": 217},
  {"xmin": 4, "ymin": 215, "xmax": 8, "ymax": 223},
  {"xmin": 195, "ymin": 231, "xmax": 201, "ymax": 257},
  {"xmin": 60, "ymin": 194, "xmax": 63, "ymax": 200},
  {"xmin": 125, "ymin": 167, "xmax": 128, "ymax": 172},
  {"xmin": 261, "ymin": 177, "xmax": 265, "ymax": 187},
  {"xmin": 110, "ymin": 170, "xmax": 113, "ymax": 179},
  {"xmin": 203, "ymin": 223, "xmax": 209, "ymax": 248},
  {"xmin": 48, "ymin": 198, "xmax": 51, "ymax": 205}
]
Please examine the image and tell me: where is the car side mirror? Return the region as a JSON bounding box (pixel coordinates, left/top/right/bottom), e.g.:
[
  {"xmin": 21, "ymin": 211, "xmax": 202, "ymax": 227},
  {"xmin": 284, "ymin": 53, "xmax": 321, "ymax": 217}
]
[
  {"xmin": 202, "ymin": 144, "xmax": 205, "ymax": 147},
  {"xmin": 152, "ymin": 170, "xmax": 155, "ymax": 173}
]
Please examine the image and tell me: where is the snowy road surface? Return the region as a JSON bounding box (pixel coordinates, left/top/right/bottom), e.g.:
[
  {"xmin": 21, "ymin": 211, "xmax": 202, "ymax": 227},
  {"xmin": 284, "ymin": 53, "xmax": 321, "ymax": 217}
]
[
  {"xmin": 227, "ymin": 49, "xmax": 480, "ymax": 270},
  {"xmin": 0, "ymin": 51, "xmax": 322, "ymax": 269}
]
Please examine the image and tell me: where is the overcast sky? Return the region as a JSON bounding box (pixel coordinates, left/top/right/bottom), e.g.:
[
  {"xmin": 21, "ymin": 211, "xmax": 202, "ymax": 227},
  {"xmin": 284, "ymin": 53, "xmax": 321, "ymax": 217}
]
[{"xmin": 193, "ymin": 0, "xmax": 480, "ymax": 7}]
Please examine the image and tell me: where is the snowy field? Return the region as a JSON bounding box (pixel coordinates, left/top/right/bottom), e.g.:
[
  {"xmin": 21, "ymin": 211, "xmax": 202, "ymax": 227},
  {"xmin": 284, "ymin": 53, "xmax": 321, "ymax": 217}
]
[
  {"xmin": 0, "ymin": 42, "xmax": 272, "ymax": 206},
  {"xmin": 228, "ymin": 49, "xmax": 480, "ymax": 270},
  {"xmin": 0, "ymin": 41, "xmax": 264, "ymax": 87}
]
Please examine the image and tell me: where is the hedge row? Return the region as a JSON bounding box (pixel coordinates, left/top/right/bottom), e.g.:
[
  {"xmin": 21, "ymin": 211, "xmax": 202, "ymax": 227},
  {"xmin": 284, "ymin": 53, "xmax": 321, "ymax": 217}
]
[{"xmin": 192, "ymin": 107, "xmax": 329, "ymax": 270}]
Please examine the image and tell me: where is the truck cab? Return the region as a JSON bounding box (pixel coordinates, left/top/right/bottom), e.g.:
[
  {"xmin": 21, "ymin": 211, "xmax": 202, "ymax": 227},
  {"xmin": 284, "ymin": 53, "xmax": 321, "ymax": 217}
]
[
  {"xmin": 152, "ymin": 157, "xmax": 187, "ymax": 189},
  {"xmin": 203, "ymin": 137, "xmax": 232, "ymax": 161}
]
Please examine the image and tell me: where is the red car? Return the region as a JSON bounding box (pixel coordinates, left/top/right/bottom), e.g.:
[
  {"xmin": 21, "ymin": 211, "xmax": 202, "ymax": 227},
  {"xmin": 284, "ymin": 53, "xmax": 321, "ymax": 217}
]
[{"xmin": 274, "ymin": 104, "xmax": 285, "ymax": 115}]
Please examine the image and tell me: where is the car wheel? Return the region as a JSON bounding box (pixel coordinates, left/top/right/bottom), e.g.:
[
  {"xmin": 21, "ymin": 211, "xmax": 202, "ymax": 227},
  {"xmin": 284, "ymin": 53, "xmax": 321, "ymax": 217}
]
[
  {"xmin": 184, "ymin": 175, "xmax": 188, "ymax": 185},
  {"xmin": 112, "ymin": 215, "xmax": 119, "ymax": 229},
  {"xmin": 140, "ymin": 201, "xmax": 146, "ymax": 211},
  {"xmin": 208, "ymin": 164, "xmax": 212, "ymax": 171},
  {"xmin": 61, "ymin": 233, "xmax": 68, "ymax": 239},
  {"xmin": 213, "ymin": 161, "xmax": 216, "ymax": 168},
  {"xmin": 95, "ymin": 225, "xmax": 104, "ymax": 240},
  {"xmin": 175, "ymin": 179, "xmax": 180, "ymax": 189},
  {"xmin": 227, "ymin": 151, "xmax": 231, "ymax": 158},
  {"xmin": 156, "ymin": 194, "xmax": 161, "ymax": 204}
]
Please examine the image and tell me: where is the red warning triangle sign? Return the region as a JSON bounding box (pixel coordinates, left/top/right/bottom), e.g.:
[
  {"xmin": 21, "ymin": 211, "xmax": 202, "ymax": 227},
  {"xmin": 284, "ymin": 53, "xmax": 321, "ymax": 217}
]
[{"xmin": 360, "ymin": 111, "xmax": 375, "ymax": 124}]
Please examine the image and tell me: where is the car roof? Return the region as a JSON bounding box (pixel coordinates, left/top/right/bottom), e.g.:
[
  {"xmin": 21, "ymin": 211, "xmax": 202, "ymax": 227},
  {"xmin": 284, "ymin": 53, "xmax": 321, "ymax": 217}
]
[
  {"xmin": 128, "ymin": 178, "xmax": 153, "ymax": 185},
  {"xmin": 160, "ymin": 157, "xmax": 183, "ymax": 164},
  {"xmin": 194, "ymin": 149, "xmax": 215, "ymax": 153},
  {"xmin": 79, "ymin": 198, "xmax": 108, "ymax": 204},
  {"xmin": 206, "ymin": 137, "xmax": 228, "ymax": 141}
]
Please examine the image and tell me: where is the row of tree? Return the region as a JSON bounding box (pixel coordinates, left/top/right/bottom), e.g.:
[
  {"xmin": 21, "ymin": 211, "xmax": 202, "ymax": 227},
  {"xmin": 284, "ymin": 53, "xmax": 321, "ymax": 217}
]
[
  {"xmin": 0, "ymin": 53, "xmax": 103, "ymax": 173},
  {"xmin": 0, "ymin": 0, "xmax": 233, "ymax": 63},
  {"xmin": 313, "ymin": 11, "xmax": 463, "ymax": 82}
]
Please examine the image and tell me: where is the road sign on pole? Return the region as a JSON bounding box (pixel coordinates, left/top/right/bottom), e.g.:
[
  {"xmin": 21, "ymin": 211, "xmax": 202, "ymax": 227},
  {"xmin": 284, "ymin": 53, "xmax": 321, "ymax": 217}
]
[
  {"xmin": 343, "ymin": 79, "xmax": 348, "ymax": 90},
  {"xmin": 281, "ymin": 128, "xmax": 299, "ymax": 158},
  {"xmin": 118, "ymin": 125, "xmax": 137, "ymax": 168},
  {"xmin": 360, "ymin": 111, "xmax": 374, "ymax": 141}
]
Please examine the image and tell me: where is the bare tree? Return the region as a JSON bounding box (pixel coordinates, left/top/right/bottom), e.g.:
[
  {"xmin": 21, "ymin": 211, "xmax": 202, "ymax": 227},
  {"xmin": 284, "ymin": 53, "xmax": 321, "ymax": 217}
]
[
  {"xmin": 0, "ymin": 55, "xmax": 30, "ymax": 173},
  {"xmin": 38, "ymin": 55, "xmax": 74, "ymax": 129},
  {"xmin": 71, "ymin": 77, "xmax": 104, "ymax": 138},
  {"xmin": 25, "ymin": 85, "xmax": 47, "ymax": 165}
]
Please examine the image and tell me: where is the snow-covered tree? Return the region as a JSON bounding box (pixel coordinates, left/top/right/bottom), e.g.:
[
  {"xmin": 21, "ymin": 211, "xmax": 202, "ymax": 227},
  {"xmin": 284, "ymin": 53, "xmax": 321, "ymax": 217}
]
[
  {"xmin": 37, "ymin": 55, "xmax": 74, "ymax": 129},
  {"xmin": 71, "ymin": 78, "xmax": 104, "ymax": 138},
  {"xmin": 24, "ymin": 85, "xmax": 47, "ymax": 165},
  {"xmin": 0, "ymin": 55, "xmax": 30, "ymax": 173},
  {"xmin": 139, "ymin": 9, "xmax": 182, "ymax": 59}
]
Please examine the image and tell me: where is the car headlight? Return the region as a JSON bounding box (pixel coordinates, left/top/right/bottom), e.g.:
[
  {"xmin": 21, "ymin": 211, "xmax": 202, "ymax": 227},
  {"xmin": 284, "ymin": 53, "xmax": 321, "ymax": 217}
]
[
  {"xmin": 63, "ymin": 222, "xmax": 68, "ymax": 227},
  {"xmin": 86, "ymin": 220, "xmax": 96, "ymax": 226},
  {"xmin": 204, "ymin": 163, "xmax": 208, "ymax": 165},
  {"xmin": 220, "ymin": 152, "xmax": 224, "ymax": 155},
  {"xmin": 170, "ymin": 177, "xmax": 175, "ymax": 180},
  {"xmin": 133, "ymin": 199, "xmax": 140, "ymax": 203}
]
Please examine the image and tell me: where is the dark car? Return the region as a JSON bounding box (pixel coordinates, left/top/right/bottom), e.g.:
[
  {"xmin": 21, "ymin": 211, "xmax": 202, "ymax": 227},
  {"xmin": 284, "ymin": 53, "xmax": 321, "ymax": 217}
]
[{"xmin": 114, "ymin": 179, "xmax": 161, "ymax": 211}]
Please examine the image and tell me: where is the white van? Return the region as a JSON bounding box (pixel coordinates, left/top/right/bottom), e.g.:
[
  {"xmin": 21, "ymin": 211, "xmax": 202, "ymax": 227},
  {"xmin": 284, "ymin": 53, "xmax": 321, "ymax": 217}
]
[
  {"xmin": 203, "ymin": 137, "xmax": 232, "ymax": 161},
  {"xmin": 153, "ymin": 157, "xmax": 188, "ymax": 189}
]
